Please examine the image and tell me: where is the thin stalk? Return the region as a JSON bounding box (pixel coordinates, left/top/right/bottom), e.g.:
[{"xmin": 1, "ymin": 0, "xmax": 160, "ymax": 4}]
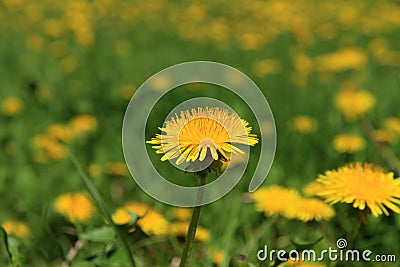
[
  {"xmin": 66, "ymin": 148, "xmax": 136, "ymax": 267},
  {"xmin": 179, "ymin": 171, "xmax": 208, "ymax": 267}
]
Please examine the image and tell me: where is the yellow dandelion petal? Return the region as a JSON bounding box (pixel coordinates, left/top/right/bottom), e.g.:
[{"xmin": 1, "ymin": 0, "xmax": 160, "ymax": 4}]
[
  {"xmin": 1, "ymin": 221, "xmax": 30, "ymax": 239},
  {"xmin": 315, "ymin": 163, "xmax": 400, "ymax": 217},
  {"xmin": 303, "ymin": 181, "xmax": 325, "ymax": 197},
  {"xmin": 252, "ymin": 186, "xmax": 300, "ymax": 218},
  {"xmin": 334, "ymin": 86, "xmax": 375, "ymax": 121},
  {"xmin": 53, "ymin": 193, "xmax": 95, "ymax": 223},
  {"xmin": 147, "ymin": 107, "xmax": 258, "ymax": 165},
  {"xmin": 333, "ymin": 133, "xmax": 365, "ymax": 153}
]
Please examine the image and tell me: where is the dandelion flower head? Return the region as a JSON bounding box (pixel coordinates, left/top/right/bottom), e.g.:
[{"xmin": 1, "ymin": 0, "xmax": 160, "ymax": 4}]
[
  {"xmin": 147, "ymin": 107, "xmax": 258, "ymax": 166},
  {"xmin": 315, "ymin": 163, "xmax": 400, "ymax": 217}
]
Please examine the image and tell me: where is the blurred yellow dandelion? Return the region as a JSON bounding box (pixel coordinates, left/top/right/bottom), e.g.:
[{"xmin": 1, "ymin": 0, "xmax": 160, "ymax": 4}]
[
  {"xmin": 315, "ymin": 163, "xmax": 400, "ymax": 217},
  {"xmin": 170, "ymin": 221, "xmax": 210, "ymax": 242},
  {"xmin": 53, "ymin": 192, "xmax": 95, "ymax": 223},
  {"xmin": 333, "ymin": 133, "xmax": 365, "ymax": 153},
  {"xmin": 292, "ymin": 115, "xmax": 317, "ymax": 134},
  {"xmin": 315, "ymin": 48, "xmax": 366, "ymax": 72},
  {"xmin": 147, "ymin": 107, "xmax": 258, "ymax": 165},
  {"xmin": 70, "ymin": 115, "xmax": 98, "ymax": 135},
  {"xmin": 334, "ymin": 86, "xmax": 375, "ymax": 121},
  {"xmin": 106, "ymin": 162, "xmax": 128, "ymax": 176},
  {"xmin": 170, "ymin": 207, "xmax": 191, "ymax": 221},
  {"xmin": 384, "ymin": 117, "xmax": 400, "ymax": 135},
  {"xmin": 116, "ymin": 202, "xmax": 169, "ymax": 236},
  {"xmin": 286, "ymin": 197, "xmax": 335, "ymax": 222},
  {"xmin": 1, "ymin": 221, "xmax": 30, "ymax": 239},
  {"xmin": 373, "ymin": 129, "xmax": 398, "ymax": 144},
  {"xmin": 2, "ymin": 96, "xmax": 23, "ymax": 116},
  {"xmin": 252, "ymin": 186, "xmax": 300, "ymax": 217},
  {"xmin": 252, "ymin": 59, "xmax": 281, "ymax": 77}
]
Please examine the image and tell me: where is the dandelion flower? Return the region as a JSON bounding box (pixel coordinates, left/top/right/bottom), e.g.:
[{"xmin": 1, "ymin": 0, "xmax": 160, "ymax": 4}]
[
  {"xmin": 106, "ymin": 162, "xmax": 128, "ymax": 176},
  {"xmin": 2, "ymin": 96, "xmax": 23, "ymax": 116},
  {"xmin": 286, "ymin": 197, "xmax": 335, "ymax": 222},
  {"xmin": 315, "ymin": 163, "xmax": 400, "ymax": 217},
  {"xmin": 147, "ymin": 107, "xmax": 258, "ymax": 165},
  {"xmin": 1, "ymin": 221, "xmax": 30, "ymax": 239},
  {"xmin": 170, "ymin": 221, "xmax": 210, "ymax": 242},
  {"xmin": 53, "ymin": 192, "xmax": 95, "ymax": 223},
  {"xmin": 170, "ymin": 207, "xmax": 191, "ymax": 221},
  {"xmin": 334, "ymin": 87, "xmax": 375, "ymax": 121},
  {"xmin": 384, "ymin": 117, "xmax": 400, "ymax": 135},
  {"xmin": 373, "ymin": 129, "xmax": 398, "ymax": 144},
  {"xmin": 252, "ymin": 186, "xmax": 300, "ymax": 218},
  {"xmin": 333, "ymin": 133, "xmax": 365, "ymax": 153},
  {"xmin": 113, "ymin": 202, "xmax": 169, "ymax": 236},
  {"xmin": 315, "ymin": 48, "xmax": 366, "ymax": 72},
  {"xmin": 292, "ymin": 115, "xmax": 317, "ymax": 134},
  {"xmin": 69, "ymin": 115, "xmax": 98, "ymax": 135}
]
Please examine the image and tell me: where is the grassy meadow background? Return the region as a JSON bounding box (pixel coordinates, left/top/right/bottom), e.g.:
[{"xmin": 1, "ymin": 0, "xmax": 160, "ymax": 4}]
[{"xmin": 1, "ymin": 0, "xmax": 400, "ymax": 266}]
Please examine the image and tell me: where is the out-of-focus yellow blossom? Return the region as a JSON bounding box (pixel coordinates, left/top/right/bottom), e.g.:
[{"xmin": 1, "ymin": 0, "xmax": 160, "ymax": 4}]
[
  {"xmin": 252, "ymin": 186, "xmax": 300, "ymax": 218},
  {"xmin": 373, "ymin": 129, "xmax": 398, "ymax": 144},
  {"xmin": 113, "ymin": 202, "xmax": 169, "ymax": 236},
  {"xmin": 106, "ymin": 162, "xmax": 128, "ymax": 176},
  {"xmin": 315, "ymin": 48, "xmax": 366, "ymax": 72},
  {"xmin": 1, "ymin": 221, "xmax": 30, "ymax": 239},
  {"xmin": 69, "ymin": 115, "xmax": 98, "ymax": 135},
  {"xmin": 120, "ymin": 85, "xmax": 136, "ymax": 100},
  {"xmin": 208, "ymin": 249, "xmax": 225, "ymax": 266},
  {"xmin": 43, "ymin": 19, "xmax": 64, "ymax": 37},
  {"xmin": 170, "ymin": 221, "xmax": 210, "ymax": 242},
  {"xmin": 170, "ymin": 207, "xmax": 191, "ymax": 221},
  {"xmin": 53, "ymin": 192, "xmax": 95, "ymax": 223},
  {"xmin": 334, "ymin": 85, "xmax": 375, "ymax": 121},
  {"xmin": 2, "ymin": 96, "xmax": 24, "ymax": 116},
  {"xmin": 88, "ymin": 163, "xmax": 103, "ymax": 178},
  {"xmin": 333, "ymin": 133, "xmax": 365, "ymax": 153},
  {"xmin": 292, "ymin": 115, "xmax": 317, "ymax": 134},
  {"xmin": 285, "ymin": 197, "xmax": 335, "ymax": 222},
  {"xmin": 33, "ymin": 134, "xmax": 67, "ymax": 162},
  {"xmin": 368, "ymin": 38, "xmax": 400, "ymax": 67},
  {"xmin": 59, "ymin": 56, "xmax": 78, "ymax": 74},
  {"xmin": 47, "ymin": 124, "xmax": 73, "ymax": 142},
  {"xmin": 149, "ymin": 74, "xmax": 171, "ymax": 91},
  {"xmin": 384, "ymin": 117, "xmax": 400, "ymax": 135},
  {"xmin": 252, "ymin": 59, "xmax": 281, "ymax": 77},
  {"xmin": 291, "ymin": 53, "xmax": 313, "ymax": 86}
]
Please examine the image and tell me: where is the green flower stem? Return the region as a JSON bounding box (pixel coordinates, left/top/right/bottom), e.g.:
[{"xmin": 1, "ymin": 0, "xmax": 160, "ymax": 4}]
[{"xmin": 179, "ymin": 171, "xmax": 208, "ymax": 267}]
